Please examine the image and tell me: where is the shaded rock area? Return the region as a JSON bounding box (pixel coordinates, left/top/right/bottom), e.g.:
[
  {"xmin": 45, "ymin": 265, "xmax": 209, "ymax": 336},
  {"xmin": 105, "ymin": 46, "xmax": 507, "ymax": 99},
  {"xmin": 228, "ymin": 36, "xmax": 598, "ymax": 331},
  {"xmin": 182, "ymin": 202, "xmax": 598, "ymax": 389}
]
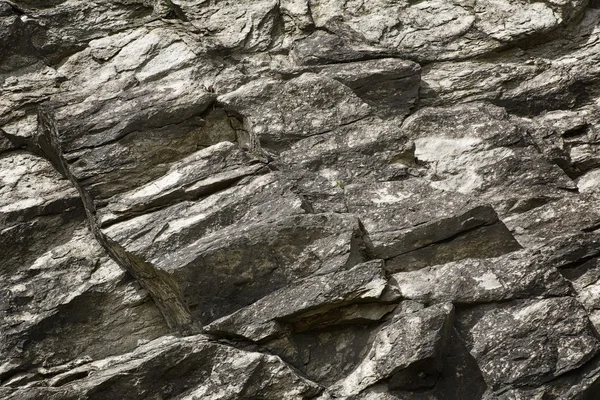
[{"xmin": 3, "ymin": 0, "xmax": 600, "ymax": 399}]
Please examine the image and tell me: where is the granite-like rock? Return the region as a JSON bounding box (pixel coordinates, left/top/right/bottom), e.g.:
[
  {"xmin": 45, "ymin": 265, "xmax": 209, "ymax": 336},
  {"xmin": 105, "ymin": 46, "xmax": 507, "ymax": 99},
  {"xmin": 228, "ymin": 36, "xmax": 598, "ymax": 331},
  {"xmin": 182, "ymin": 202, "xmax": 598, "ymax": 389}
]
[
  {"xmin": 504, "ymin": 195, "xmax": 600, "ymax": 248},
  {"xmin": 310, "ymin": 58, "xmax": 421, "ymax": 117},
  {"xmin": 0, "ymin": 152, "xmax": 167, "ymax": 386},
  {"xmin": 344, "ymin": 180, "xmax": 522, "ymax": 272},
  {"xmin": 218, "ymin": 73, "xmax": 371, "ymax": 152},
  {"xmin": 402, "ymin": 103, "xmax": 577, "ymax": 215},
  {"xmin": 105, "ymin": 210, "xmax": 370, "ymax": 328},
  {"xmin": 420, "ymin": 8, "xmax": 600, "ymax": 113},
  {"xmin": 279, "ymin": 117, "xmax": 414, "ymax": 185}
]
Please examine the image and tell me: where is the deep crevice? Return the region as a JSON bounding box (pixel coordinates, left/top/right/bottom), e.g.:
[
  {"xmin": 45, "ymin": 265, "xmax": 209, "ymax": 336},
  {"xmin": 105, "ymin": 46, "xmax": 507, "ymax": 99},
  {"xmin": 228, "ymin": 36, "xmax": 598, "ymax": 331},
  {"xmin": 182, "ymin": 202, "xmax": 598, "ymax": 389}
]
[{"xmin": 31, "ymin": 105, "xmax": 198, "ymax": 335}]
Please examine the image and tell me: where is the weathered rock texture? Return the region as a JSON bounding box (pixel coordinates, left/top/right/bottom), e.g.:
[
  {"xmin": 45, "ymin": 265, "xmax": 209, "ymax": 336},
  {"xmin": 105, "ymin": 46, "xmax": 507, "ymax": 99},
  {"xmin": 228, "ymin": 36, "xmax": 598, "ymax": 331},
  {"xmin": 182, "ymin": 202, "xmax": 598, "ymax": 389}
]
[{"xmin": 3, "ymin": 0, "xmax": 600, "ymax": 399}]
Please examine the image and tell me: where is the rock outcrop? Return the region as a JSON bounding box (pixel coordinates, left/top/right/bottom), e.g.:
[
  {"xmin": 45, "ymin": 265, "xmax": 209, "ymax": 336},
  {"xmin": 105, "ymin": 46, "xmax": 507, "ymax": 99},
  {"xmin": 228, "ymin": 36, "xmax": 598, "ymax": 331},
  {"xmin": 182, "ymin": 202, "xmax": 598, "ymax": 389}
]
[{"xmin": 3, "ymin": 0, "xmax": 600, "ymax": 398}]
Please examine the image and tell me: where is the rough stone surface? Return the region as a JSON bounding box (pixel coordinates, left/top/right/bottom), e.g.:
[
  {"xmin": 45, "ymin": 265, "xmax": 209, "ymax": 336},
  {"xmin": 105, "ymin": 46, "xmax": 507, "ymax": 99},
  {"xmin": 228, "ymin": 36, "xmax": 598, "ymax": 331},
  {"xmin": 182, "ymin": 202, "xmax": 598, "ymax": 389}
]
[
  {"xmin": 205, "ymin": 259, "xmax": 389, "ymax": 342},
  {"xmin": 389, "ymin": 249, "xmax": 572, "ymax": 304},
  {"xmin": 0, "ymin": 335, "xmax": 322, "ymax": 400},
  {"xmin": 4, "ymin": 0, "xmax": 600, "ymax": 398},
  {"xmin": 309, "ymin": 0, "xmax": 588, "ymax": 62},
  {"xmin": 457, "ymin": 297, "xmax": 600, "ymax": 391}
]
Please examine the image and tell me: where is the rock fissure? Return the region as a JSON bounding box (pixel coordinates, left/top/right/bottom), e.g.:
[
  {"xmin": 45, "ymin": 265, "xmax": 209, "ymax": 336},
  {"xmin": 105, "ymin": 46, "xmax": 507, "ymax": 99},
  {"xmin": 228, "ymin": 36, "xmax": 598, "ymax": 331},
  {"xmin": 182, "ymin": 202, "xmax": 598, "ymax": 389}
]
[{"xmin": 32, "ymin": 105, "xmax": 197, "ymax": 335}]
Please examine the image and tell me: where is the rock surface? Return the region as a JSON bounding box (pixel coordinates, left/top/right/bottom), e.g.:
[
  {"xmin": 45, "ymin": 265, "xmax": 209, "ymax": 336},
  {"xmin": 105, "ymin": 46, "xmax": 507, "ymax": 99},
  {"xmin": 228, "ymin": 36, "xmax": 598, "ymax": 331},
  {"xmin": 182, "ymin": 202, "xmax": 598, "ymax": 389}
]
[{"xmin": 3, "ymin": 0, "xmax": 600, "ymax": 399}]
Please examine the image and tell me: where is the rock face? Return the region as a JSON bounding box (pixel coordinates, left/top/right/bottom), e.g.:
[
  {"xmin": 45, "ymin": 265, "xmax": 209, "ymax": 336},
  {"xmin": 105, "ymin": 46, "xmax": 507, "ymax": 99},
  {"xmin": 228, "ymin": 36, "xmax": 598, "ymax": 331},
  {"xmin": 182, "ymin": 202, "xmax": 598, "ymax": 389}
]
[{"xmin": 3, "ymin": 0, "xmax": 600, "ymax": 399}]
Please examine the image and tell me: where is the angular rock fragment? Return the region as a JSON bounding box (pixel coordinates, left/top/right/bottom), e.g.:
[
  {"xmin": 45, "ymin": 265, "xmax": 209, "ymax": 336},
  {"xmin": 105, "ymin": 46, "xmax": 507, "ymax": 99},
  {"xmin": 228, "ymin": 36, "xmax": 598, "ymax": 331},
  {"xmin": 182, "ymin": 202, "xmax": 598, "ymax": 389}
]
[
  {"xmin": 0, "ymin": 152, "xmax": 79, "ymax": 225},
  {"xmin": 31, "ymin": 106, "xmax": 311, "ymax": 333},
  {"xmin": 0, "ymin": 152, "xmax": 85, "ymax": 285},
  {"xmin": 543, "ymin": 233, "xmax": 600, "ymax": 331},
  {"xmin": 504, "ymin": 195, "xmax": 600, "ymax": 248},
  {"xmin": 205, "ymin": 260, "xmax": 389, "ymax": 341},
  {"xmin": 218, "ymin": 73, "xmax": 371, "ymax": 152},
  {"xmin": 487, "ymin": 352, "xmax": 600, "ymax": 399},
  {"xmin": 310, "ymin": 0, "xmax": 587, "ymax": 61},
  {"xmin": 27, "ymin": 27, "xmax": 222, "ymax": 205},
  {"xmin": 279, "ymin": 117, "xmax": 414, "ymax": 185},
  {"xmin": 105, "ymin": 211, "xmax": 370, "ymax": 325},
  {"xmin": 1, "ymin": 235, "xmax": 168, "ymax": 387},
  {"xmin": 345, "ymin": 180, "xmax": 521, "ymax": 272},
  {"xmin": 55, "ymin": 26, "xmax": 216, "ymax": 149},
  {"xmin": 326, "ymin": 303, "xmax": 454, "ymax": 397},
  {"xmin": 527, "ymin": 108, "xmax": 600, "ymax": 178},
  {"xmin": 97, "ymin": 141, "xmax": 267, "ymax": 226},
  {"xmin": 403, "ymin": 103, "xmax": 577, "ymax": 215},
  {"xmin": 389, "ymin": 249, "xmax": 571, "ymax": 304},
  {"xmin": 0, "ymin": 335, "xmax": 322, "ymax": 400},
  {"xmin": 0, "ymin": 152, "xmax": 168, "ymax": 385},
  {"xmin": 420, "ymin": 9, "xmax": 600, "ymax": 112},
  {"xmin": 103, "ymin": 172, "xmax": 305, "ymax": 254},
  {"xmin": 314, "ymin": 58, "xmax": 421, "ymax": 117},
  {"xmin": 0, "ymin": 0, "xmax": 156, "ymax": 73},
  {"xmin": 290, "ymin": 29, "xmax": 390, "ymax": 66},
  {"xmin": 457, "ymin": 297, "xmax": 600, "ymax": 391},
  {"xmin": 539, "ymin": 232, "xmax": 600, "ymax": 270},
  {"xmin": 344, "ymin": 327, "xmax": 488, "ymax": 400},
  {"xmin": 0, "ymin": 62, "xmax": 63, "ymax": 136},
  {"xmin": 178, "ymin": 0, "xmax": 288, "ymax": 51},
  {"xmin": 265, "ymin": 324, "xmax": 377, "ymax": 386}
]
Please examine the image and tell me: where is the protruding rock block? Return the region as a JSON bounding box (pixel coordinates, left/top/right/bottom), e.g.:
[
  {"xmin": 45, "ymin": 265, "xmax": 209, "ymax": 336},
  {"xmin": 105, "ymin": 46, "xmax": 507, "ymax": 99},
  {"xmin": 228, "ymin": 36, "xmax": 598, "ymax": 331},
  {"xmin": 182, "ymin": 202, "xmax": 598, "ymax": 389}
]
[
  {"xmin": 1, "ymin": 335, "xmax": 322, "ymax": 400},
  {"xmin": 205, "ymin": 260, "xmax": 389, "ymax": 341},
  {"xmin": 457, "ymin": 297, "xmax": 600, "ymax": 391},
  {"xmin": 327, "ymin": 303, "xmax": 455, "ymax": 397},
  {"xmin": 345, "ymin": 181, "xmax": 522, "ymax": 272}
]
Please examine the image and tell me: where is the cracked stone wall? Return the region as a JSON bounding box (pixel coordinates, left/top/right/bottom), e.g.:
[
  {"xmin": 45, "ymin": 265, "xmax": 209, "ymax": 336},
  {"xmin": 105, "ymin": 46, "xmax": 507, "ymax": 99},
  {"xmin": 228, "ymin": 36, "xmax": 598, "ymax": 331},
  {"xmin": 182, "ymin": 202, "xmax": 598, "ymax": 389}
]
[{"xmin": 3, "ymin": 0, "xmax": 600, "ymax": 399}]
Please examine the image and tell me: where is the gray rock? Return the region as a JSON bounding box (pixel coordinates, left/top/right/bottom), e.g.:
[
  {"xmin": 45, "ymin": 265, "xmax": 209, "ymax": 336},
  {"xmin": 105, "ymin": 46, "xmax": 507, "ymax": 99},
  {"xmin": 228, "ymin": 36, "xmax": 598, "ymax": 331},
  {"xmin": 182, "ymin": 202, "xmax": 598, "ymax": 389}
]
[
  {"xmin": 309, "ymin": 0, "xmax": 587, "ymax": 62},
  {"xmin": 178, "ymin": 0, "xmax": 288, "ymax": 51},
  {"xmin": 389, "ymin": 249, "xmax": 571, "ymax": 304},
  {"xmin": 0, "ymin": 152, "xmax": 168, "ymax": 386},
  {"xmin": 457, "ymin": 297, "xmax": 600, "ymax": 391},
  {"xmin": 264, "ymin": 323, "xmax": 377, "ymax": 387},
  {"xmin": 97, "ymin": 141, "xmax": 267, "ymax": 226},
  {"xmin": 0, "ymin": 152, "xmax": 78, "ymax": 225},
  {"xmin": 504, "ymin": 195, "xmax": 600, "ymax": 248},
  {"xmin": 205, "ymin": 260, "xmax": 389, "ymax": 341},
  {"xmin": 326, "ymin": 303, "xmax": 455, "ymax": 397},
  {"xmin": 527, "ymin": 108, "xmax": 600, "ymax": 181},
  {"xmin": 420, "ymin": 8, "xmax": 600, "ymax": 113},
  {"xmin": 290, "ymin": 29, "xmax": 390, "ymax": 66},
  {"xmin": 218, "ymin": 73, "xmax": 371, "ymax": 152},
  {"xmin": 402, "ymin": 103, "xmax": 577, "ymax": 215},
  {"xmin": 4, "ymin": 0, "xmax": 600, "ymax": 397},
  {"xmin": 541, "ymin": 233, "xmax": 600, "ymax": 331},
  {"xmin": 1, "ymin": 335, "xmax": 322, "ymax": 399},
  {"xmin": 487, "ymin": 352, "xmax": 600, "ymax": 399},
  {"xmin": 105, "ymin": 211, "xmax": 370, "ymax": 327},
  {"xmin": 314, "ymin": 58, "xmax": 421, "ymax": 117},
  {"xmin": 279, "ymin": 117, "xmax": 414, "ymax": 185},
  {"xmin": 344, "ymin": 180, "xmax": 522, "ymax": 272}
]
